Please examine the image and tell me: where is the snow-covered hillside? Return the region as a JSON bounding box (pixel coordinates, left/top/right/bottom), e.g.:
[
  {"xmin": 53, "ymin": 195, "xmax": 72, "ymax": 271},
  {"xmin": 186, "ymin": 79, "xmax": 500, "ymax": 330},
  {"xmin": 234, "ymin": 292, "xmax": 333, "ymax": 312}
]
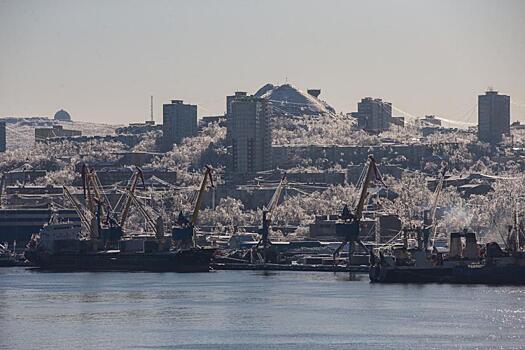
[{"xmin": 1, "ymin": 117, "xmax": 121, "ymax": 150}]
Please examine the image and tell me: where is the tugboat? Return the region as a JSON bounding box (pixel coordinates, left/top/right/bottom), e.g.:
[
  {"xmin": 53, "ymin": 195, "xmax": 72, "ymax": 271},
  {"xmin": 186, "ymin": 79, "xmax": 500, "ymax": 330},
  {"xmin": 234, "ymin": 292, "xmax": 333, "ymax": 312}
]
[{"xmin": 25, "ymin": 166, "xmax": 215, "ymax": 272}]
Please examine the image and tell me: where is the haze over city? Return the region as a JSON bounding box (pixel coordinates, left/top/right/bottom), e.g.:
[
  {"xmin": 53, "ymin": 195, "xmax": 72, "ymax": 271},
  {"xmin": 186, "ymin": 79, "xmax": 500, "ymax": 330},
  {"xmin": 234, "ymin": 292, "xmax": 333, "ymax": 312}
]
[
  {"xmin": 2, "ymin": 1, "xmax": 525, "ymax": 349},
  {"xmin": 1, "ymin": 0, "xmax": 524, "ymax": 124}
]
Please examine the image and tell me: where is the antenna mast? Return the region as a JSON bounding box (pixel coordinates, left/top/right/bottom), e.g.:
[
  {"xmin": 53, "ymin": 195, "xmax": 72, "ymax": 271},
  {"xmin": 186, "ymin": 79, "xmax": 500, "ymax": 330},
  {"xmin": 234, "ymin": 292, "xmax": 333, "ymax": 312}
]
[{"xmin": 150, "ymin": 95, "xmax": 154, "ymax": 122}]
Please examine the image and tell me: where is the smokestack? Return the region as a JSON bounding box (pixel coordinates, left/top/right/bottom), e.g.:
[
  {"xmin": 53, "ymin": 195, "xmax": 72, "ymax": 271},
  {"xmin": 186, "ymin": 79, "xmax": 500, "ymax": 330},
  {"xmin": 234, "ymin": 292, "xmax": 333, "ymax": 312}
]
[
  {"xmin": 463, "ymin": 231, "xmax": 480, "ymax": 260},
  {"xmin": 449, "ymin": 232, "xmax": 463, "ymax": 259}
]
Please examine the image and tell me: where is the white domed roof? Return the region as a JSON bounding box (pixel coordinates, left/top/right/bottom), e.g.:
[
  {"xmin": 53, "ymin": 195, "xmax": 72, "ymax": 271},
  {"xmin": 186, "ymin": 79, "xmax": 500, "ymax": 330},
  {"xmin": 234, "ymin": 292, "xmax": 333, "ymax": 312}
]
[
  {"xmin": 54, "ymin": 109, "xmax": 71, "ymax": 121},
  {"xmin": 254, "ymin": 83, "xmax": 335, "ymax": 116}
]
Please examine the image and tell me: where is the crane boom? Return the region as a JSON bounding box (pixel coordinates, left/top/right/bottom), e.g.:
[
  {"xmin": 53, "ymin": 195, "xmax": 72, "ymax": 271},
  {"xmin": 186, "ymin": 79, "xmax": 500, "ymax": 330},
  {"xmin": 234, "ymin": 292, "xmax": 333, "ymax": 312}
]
[
  {"xmin": 254, "ymin": 174, "xmax": 287, "ymax": 264},
  {"xmin": 82, "ymin": 164, "xmax": 111, "ymax": 218},
  {"xmin": 63, "ymin": 186, "xmax": 93, "ymax": 237},
  {"xmin": 190, "ymin": 166, "xmax": 214, "ymax": 226},
  {"xmin": 354, "ymin": 156, "xmax": 382, "ymax": 219},
  {"xmin": 266, "ymin": 174, "xmax": 287, "ymax": 219},
  {"xmin": 127, "ymin": 190, "xmax": 158, "ymax": 235},
  {"xmin": 430, "ymin": 164, "xmax": 447, "ymax": 243},
  {"xmin": 119, "ymin": 168, "xmax": 145, "ymax": 228}
]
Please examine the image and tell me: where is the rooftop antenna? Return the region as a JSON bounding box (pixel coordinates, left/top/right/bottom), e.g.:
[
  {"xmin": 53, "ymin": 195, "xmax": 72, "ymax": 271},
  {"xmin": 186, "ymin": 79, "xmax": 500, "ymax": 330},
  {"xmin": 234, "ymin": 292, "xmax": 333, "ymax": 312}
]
[{"xmin": 150, "ymin": 95, "xmax": 154, "ymax": 122}]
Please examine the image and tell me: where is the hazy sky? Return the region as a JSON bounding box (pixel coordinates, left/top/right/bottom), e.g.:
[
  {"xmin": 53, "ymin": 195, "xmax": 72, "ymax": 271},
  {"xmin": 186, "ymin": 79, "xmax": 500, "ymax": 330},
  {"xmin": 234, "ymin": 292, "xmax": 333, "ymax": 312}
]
[{"xmin": 1, "ymin": 0, "xmax": 524, "ymax": 125}]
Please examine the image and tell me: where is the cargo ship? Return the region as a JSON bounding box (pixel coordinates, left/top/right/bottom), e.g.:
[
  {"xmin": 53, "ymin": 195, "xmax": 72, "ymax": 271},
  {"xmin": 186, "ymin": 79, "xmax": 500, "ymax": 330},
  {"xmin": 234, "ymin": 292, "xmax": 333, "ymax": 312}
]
[
  {"xmin": 369, "ymin": 228, "xmax": 525, "ymax": 284},
  {"xmin": 25, "ymin": 166, "xmax": 216, "ymax": 272},
  {"xmin": 24, "ymin": 222, "xmax": 214, "ymax": 272}
]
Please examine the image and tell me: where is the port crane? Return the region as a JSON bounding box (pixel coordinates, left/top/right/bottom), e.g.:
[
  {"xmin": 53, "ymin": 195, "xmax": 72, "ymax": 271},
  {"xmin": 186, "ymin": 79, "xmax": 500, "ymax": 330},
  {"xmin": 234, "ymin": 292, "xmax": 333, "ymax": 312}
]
[
  {"xmin": 81, "ymin": 164, "xmax": 127, "ymax": 243},
  {"xmin": 253, "ymin": 174, "xmax": 287, "ymax": 264},
  {"xmin": 427, "ymin": 163, "xmax": 447, "ymax": 249},
  {"xmin": 333, "ymin": 156, "xmax": 384, "ymax": 266},
  {"xmin": 118, "ymin": 167, "xmax": 145, "ymax": 230},
  {"xmin": 172, "ymin": 166, "xmax": 214, "ymax": 248}
]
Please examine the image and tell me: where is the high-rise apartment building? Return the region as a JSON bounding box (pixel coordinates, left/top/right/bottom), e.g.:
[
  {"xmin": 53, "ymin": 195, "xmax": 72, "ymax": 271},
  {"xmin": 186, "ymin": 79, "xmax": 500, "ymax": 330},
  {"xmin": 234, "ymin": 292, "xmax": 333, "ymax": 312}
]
[
  {"xmin": 162, "ymin": 100, "xmax": 197, "ymax": 151},
  {"xmin": 227, "ymin": 95, "xmax": 271, "ymax": 181},
  {"xmin": 478, "ymin": 90, "xmax": 510, "ymax": 144},
  {"xmin": 354, "ymin": 97, "xmax": 392, "ymax": 133}
]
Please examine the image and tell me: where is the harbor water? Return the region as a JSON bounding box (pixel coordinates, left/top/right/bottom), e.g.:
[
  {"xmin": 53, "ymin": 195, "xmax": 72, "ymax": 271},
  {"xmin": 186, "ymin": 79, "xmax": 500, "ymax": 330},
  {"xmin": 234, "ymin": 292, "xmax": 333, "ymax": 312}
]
[{"xmin": 1, "ymin": 267, "xmax": 523, "ymax": 349}]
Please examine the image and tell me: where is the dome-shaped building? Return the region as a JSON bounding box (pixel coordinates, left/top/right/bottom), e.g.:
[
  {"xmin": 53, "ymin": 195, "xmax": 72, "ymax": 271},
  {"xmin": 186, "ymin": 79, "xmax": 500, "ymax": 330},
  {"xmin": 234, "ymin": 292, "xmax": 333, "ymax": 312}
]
[{"xmin": 54, "ymin": 109, "xmax": 71, "ymax": 121}]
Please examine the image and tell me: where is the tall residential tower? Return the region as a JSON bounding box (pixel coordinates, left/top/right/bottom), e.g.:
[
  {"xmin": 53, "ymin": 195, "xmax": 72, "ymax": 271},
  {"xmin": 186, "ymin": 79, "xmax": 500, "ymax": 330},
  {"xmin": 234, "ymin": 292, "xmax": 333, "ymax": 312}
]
[
  {"xmin": 162, "ymin": 100, "xmax": 197, "ymax": 151},
  {"xmin": 478, "ymin": 90, "xmax": 510, "ymax": 144},
  {"xmin": 227, "ymin": 95, "xmax": 271, "ymax": 182}
]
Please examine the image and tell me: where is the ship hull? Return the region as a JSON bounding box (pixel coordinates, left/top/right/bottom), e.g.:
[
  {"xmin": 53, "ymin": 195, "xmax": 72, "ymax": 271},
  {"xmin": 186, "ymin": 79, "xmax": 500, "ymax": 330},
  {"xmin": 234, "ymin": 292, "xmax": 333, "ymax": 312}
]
[
  {"xmin": 370, "ymin": 264, "xmax": 525, "ymax": 285},
  {"xmin": 25, "ymin": 248, "xmax": 215, "ymax": 273}
]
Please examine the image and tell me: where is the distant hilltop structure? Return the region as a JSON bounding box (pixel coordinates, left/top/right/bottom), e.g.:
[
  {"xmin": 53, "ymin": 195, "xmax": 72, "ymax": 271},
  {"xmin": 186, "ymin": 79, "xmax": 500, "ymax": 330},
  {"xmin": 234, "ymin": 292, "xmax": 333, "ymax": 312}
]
[
  {"xmin": 254, "ymin": 83, "xmax": 335, "ymax": 116},
  {"xmin": 35, "ymin": 125, "xmax": 81, "ymax": 142},
  {"xmin": 351, "ymin": 97, "xmax": 404, "ymax": 134},
  {"xmin": 53, "ymin": 109, "xmax": 72, "ymax": 122}
]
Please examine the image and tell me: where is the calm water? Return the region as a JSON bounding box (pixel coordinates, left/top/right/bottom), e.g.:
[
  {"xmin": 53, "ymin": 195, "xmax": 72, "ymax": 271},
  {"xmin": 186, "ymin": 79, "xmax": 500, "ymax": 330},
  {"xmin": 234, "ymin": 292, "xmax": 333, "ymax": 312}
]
[{"xmin": 0, "ymin": 268, "xmax": 524, "ymax": 350}]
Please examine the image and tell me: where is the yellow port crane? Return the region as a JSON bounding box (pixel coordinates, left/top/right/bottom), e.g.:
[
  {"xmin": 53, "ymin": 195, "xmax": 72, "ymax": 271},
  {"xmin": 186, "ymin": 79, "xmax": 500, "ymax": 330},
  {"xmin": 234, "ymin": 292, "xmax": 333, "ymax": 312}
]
[{"xmin": 333, "ymin": 155, "xmax": 384, "ymax": 265}]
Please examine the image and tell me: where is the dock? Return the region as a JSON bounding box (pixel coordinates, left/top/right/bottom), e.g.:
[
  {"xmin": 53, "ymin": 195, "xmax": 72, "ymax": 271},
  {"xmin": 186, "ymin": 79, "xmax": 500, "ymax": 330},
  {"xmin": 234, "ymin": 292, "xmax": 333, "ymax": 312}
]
[{"xmin": 211, "ymin": 262, "xmax": 369, "ymax": 273}]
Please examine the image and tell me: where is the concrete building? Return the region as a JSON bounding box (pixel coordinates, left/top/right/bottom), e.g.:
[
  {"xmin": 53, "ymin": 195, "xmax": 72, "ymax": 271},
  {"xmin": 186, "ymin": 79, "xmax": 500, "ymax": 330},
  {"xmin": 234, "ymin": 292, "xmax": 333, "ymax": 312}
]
[
  {"xmin": 354, "ymin": 97, "xmax": 393, "ymax": 133},
  {"xmin": 201, "ymin": 115, "xmax": 226, "ymax": 128},
  {"xmin": 421, "ymin": 115, "xmax": 442, "ymax": 127},
  {"xmin": 162, "ymin": 100, "xmax": 197, "ymax": 151},
  {"xmin": 478, "ymin": 90, "xmax": 510, "ymax": 144},
  {"xmin": 227, "ymin": 95, "xmax": 271, "ymax": 181},
  {"xmin": 0, "ymin": 121, "xmax": 6, "ymax": 152},
  {"xmin": 35, "ymin": 125, "xmax": 81, "ymax": 142},
  {"xmin": 116, "ymin": 121, "xmax": 160, "ymax": 135}
]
